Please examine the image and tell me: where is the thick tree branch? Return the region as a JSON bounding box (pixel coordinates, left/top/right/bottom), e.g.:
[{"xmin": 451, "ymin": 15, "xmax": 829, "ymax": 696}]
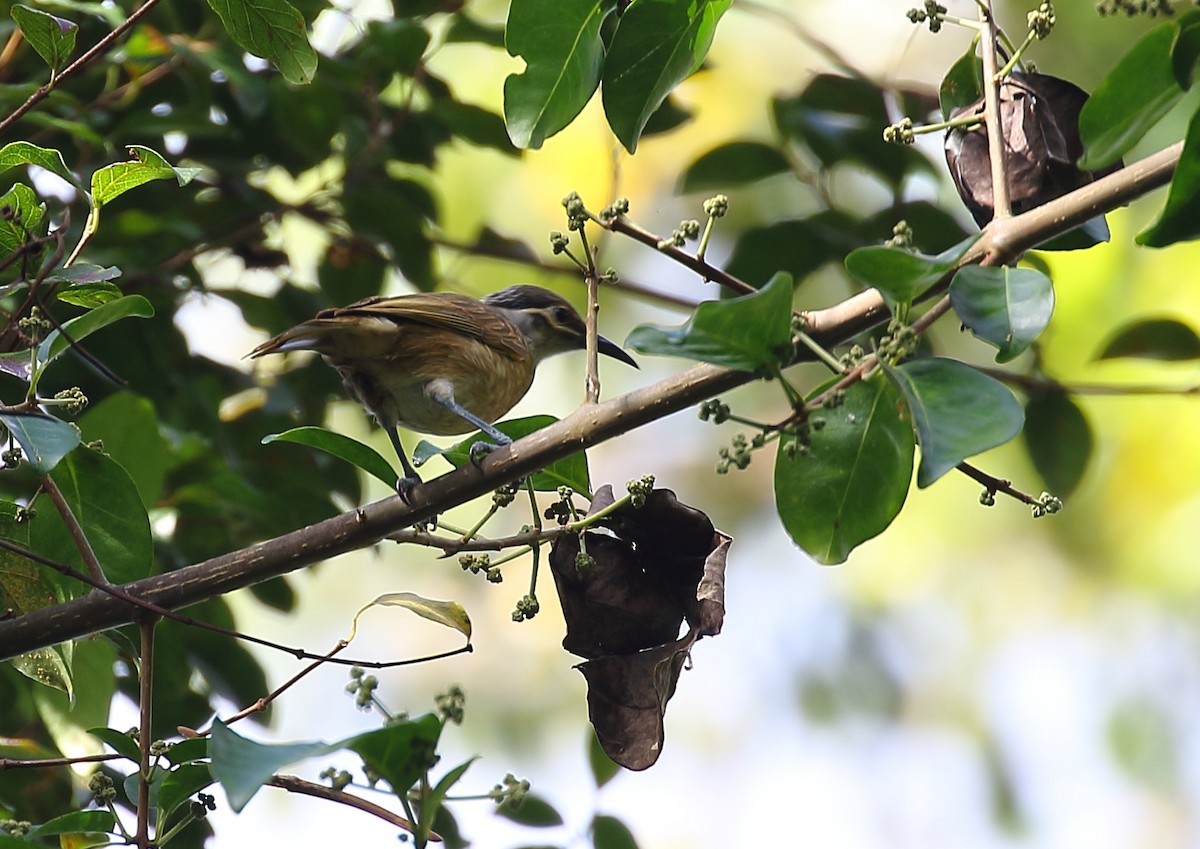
[{"xmin": 0, "ymin": 140, "xmax": 1182, "ymax": 660}]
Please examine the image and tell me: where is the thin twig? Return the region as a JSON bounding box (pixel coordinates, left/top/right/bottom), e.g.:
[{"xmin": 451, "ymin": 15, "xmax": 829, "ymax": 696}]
[
  {"xmin": 135, "ymin": 616, "xmax": 159, "ymax": 849},
  {"xmin": 41, "ymin": 474, "xmax": 107, "ymax": 584},
  {"xmin": 267, "ymin": 775, "xmax": 433, "ymax": 840},
  {"xmin": 600, "ymin": 213, "xmax": 758, "ymax": 296},
  {"xmin": 0, "ymin": 536, "xmax": 470, "ymax": 668},
  {"xmin": 979, "ymin": 1, "xmax": 1011, "ymax": 221},
  {"xmin": 956, "ymin": 461, "xmax": 1039, "ymax": 506},
  {"xmin": 208, "ymin": 641, "xmax": 350, "ymax": 731},
  {"xmin": 0, "ymin": 752, "xmax": 121, "ymax": 771},
  {"xmin": 0, "ymin": 0, "xmax": 169, "ymax": 138}
]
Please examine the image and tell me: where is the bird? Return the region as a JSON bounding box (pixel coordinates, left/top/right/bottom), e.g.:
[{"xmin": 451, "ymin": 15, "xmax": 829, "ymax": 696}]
[{"xmin": 248, "ymin": 285, "xmax": 638, "ymax": 501}]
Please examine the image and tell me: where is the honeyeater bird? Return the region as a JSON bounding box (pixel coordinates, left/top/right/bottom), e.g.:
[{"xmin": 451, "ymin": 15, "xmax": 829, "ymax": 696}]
[{"xmin": 248, "ymin": 285, "xmax": 637, "ymax": 501}]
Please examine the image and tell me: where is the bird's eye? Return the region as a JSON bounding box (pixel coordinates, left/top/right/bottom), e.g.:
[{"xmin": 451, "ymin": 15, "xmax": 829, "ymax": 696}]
[{"xmin": 552, "ymin": 306, "xmax": 571, "ymax": 324}]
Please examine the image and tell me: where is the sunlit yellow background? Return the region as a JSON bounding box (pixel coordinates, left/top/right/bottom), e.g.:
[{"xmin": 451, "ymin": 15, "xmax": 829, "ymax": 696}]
[{"xmin": 162, "ymin": 1, "xmax": 1200, "ymax": 846}]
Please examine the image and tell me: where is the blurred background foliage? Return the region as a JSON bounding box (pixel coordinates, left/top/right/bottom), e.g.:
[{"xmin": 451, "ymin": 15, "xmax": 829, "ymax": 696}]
[{"xmin": 2, "ymin": 0, "xmax": 1200, "ymax": 846}]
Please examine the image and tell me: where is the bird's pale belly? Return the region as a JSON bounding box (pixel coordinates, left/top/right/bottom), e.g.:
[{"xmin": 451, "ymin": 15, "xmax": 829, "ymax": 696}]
[{"xmin": 325, "ymin": 338, "xmax": 535, "ymax": 436}]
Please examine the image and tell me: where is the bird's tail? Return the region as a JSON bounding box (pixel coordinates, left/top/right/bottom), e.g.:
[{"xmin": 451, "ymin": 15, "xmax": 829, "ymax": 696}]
[{"xmin": 246, "ymin": 318, "xmax": 346, "ymax": 359}]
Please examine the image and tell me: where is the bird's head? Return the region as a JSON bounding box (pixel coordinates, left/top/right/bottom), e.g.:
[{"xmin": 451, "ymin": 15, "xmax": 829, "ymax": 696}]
[{"xmin": 482, "ymin": 285, "xmax": 638, "ymax": 368}]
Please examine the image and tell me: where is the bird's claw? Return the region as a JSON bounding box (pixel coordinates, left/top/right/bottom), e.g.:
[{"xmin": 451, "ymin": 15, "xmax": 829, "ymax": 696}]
[
  {"xmin": 396, "ymin": 474, "xmax": 421, "ymax": 505},
  {"xmin": 468, "ymin": 440, "xmax": 499, "ymax": 468}
]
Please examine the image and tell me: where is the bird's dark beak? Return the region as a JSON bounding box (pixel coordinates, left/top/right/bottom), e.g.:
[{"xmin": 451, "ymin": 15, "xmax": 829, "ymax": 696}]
[{"xmin": 598, "ymin": 334, "xmax": 639, "ymax": 369}]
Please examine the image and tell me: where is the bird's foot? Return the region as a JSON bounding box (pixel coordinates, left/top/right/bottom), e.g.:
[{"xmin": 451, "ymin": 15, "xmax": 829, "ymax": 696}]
[
  {"xmin": 468, "ymin": 440, "xmax": 499, "ymax": 468},
  {"xmin": 396, "ymin": 474, "xmax": 421, "ymax": 505}
]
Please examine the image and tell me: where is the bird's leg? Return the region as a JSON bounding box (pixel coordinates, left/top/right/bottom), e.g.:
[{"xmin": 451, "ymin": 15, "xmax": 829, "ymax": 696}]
[
  {"xmin": 425, "ymin": 381, "xmax": 511, "ymax": 467},
  {"xmin": 385, "ymin": 424, "xmax": 422, "ymax": 504}
]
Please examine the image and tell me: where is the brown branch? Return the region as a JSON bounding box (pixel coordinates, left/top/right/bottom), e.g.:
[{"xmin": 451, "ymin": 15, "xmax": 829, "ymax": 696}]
[
  {"xmin": 0, "ymin": 752, "xmax": 121, "ymax": 771},
  {"xmin": 600, "ymin": 213, "xmax": 758, "ymax": 296},
  {"xmin": 266, "ymin": 775, "xmax": 433, "ymax": 840},
  {"xmin": 206, "ymin": 641, "xmax": 349, "ymax": 731},
  {"xmin": 956, "ymin": 461, "xmax": 1039, "ymax": 506},
  {"xmin": 0, "ymin": 139, "xmax": 1184, "ymax": 659},
  {"xmin": 135, "ymin": 618, "xmax": 159, "ymax": 849},
  {"xmin": 0, "ymin": 0, "xmax": 170, "ymax": 138}
]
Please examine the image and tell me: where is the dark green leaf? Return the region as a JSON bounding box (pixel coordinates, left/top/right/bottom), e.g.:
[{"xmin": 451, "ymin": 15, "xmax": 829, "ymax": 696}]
[
  {"xmin": 24, "ymin": 809, "xmax": 115, "ymax": 839},
  {"xmin": 36, "ymin": 294, "xmax": 154, "ymax": 377},
  {"xmin": 417, "ymin": 758, "xmax": 477, "ymax": 845},
  {"xmin": 0, "ymin": 182, "xmax": 46, "ymax": 257},
  {"xmin": 588, "ymin": 729, "xmax": 621, "ymax": 788},
  {"xmin": 497, "ymin": 794, "xmax": 564, "ymax": 827},
  {"xmin": 939, "ymin": 42, "xmax": 983, "ymax": 120},
  {"xmin": 592, "ymin": 814, "xmax": 639, "ymax": 849},
  {"xmin": 263, "ymin": 426, "xmax": 398, "ymax": 489},
  {"xmin": 1023, "ymin": 391, "xmax": 1092, "ymax": 496},
  {"xmin": 1096, "ymin": 317, "xmax": 1200, "ymax": 361},
  {"xmin": 11, "ymin": 5, "xmax": 77, "ymax": 72},
  {"xmin": 844, "ymin": 235, "xmax": 975, "ymax": 313},
  {"xmin": 1137, "ymin": 105, "xmax": 1200, "ymax": 247},
  {"xmin": 87, "ymin": 727, "xmax": 141, "ymax": 761},
  {"xmin": 341, "ymin": 180, "xmax": 435, "ymax": 288},
  {"xmin": 624, "ymin": 272, "xmax": 794, "ymax": 371},
  {"xmin": 949, "ymin": 265, "xmax": 1055, "ymax": 362},
  {"xmin": 412, "ymin": 415, "xmax": 590, "ymax": 493},
  {"xmin": 885, "ymin": 358, "xmax": 1024, "ymax": 487},
  {"xmin": 166, "ymin": 738, "xmax": 212, "ymax": 766},
  {"xmin": 1172, "ymin": 10, "xmax": 1200, "ymax": 89},
  {"xmin": 0, "ymin": 140, "xmax": 79, "ymax": 189},
  {"xmin": 79, "ymin": 392, "xmax": 168, "ymax": 509},
  {"xmin": 430, "ymin": 100, "xmax": 517, "ymax": 155},
  {"xmin": 157, "ymin": 763, "xmax": 216, "ymax": 822},
  {"xmin": 503, "ymin": 0, "xmax": 614, "ymax": 149},
  {"xmin": 29, "ymin": 446, "xmax": 153, "ymax": 586},
  {"xmin": 0, "ymin": 413, "xmax": 79, "ymax": 475},
  {"xmin": 209, "ymin": 719, "xmax": 337, "ymax": 812},
  {"xmin": 91, "ymin": 146, "xmax": 199, "ymax": 208},
  {"xmin": 445, "ymin": 14, "xmax": 505, "ymax": 48},
  {"xmin": 601, "ymin": 0, "xmax": 732, "ymax": 153},
  {"xmin": 207, "ymin": 0, "xmax": 317, "ymax": 84},
  {"xmin": 640, "ymin": 94, "xmax": 693, "ymax": 137},
  {"xmin": 775, "ymin": 377, "xmax": 913, "ymax": 564},
  {"xmin": 725, "ymin": 211, "xmax": 863, "ymax": 286},
  {"xmin": 678, "ymin": 141, "xmax": 790, "ymax": 193},
  {"xmin": 344, "ymin": 713, "xmax": 444, "ymax": 798},
  {"xmin": 1078, "ymin": 20, "xmax": 1182, "ymax": 170},
  {"xmin": 773, "ymin": 74, "xmax": 937, "ymax": 186},
  {"xmin": 55, "ymin": 281, "xmax": 123, "ymax": 308}
]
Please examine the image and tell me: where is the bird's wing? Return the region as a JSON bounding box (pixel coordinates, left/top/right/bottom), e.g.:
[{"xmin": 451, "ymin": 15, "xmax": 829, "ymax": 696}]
[{"xmin": 335, "ymin": 293, "xmax": 529, "ymax": 359}]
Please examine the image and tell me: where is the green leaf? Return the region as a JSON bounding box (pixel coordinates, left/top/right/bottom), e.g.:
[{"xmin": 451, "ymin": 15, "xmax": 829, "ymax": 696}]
[
  {"xmin": 29, "ymin": 446, "xmax": 153, "ymax": 587},
  {"xmin": 949, "ymin": 265, "xmax": 1055, "ymax": 362},
  {"xmin": 91, "ymin": 146, "xmax": 199, "ymax": 208},
  {"xmin": 166, "ymin": 738, "xmax": 211, "ymax": 766},
  {"xmin": 725, "ymin": 210, "xmax": 866, "ymax": 286},
  {"xmin": 344, "ymin": 714, "xmax": 444, "ymax": 798},
  {"xmin": 0, "ymin": 412, "xmax": 80, "ymax": 475},
  {"xmin": 592, "ymin": 813, "xmax": 640, "ymax": 849},
  {"xmin": 11, "ymin": 5, "xmax": 77, "ymax": 72},
  {"xmin": 939, "ymin": 42, "xmax": 983, "ymax": 120},
  {"xmin": 1078, "ymin": 20, "xmax": 1183, "ymax": 170},
  {"xmin": 496, "ymin": 794, "xmax": 564, "ymax": 827},
  {"xmin": 601, "ymin": 0, "xmax": 733, "ymax": 153},
  {"xmin": 80, "ymin": 392, "xmax": 169, "ymax": 509},
  {"xmin": 0, "ymin": 140, "xmax": 80, "ymax": 189},
  {"xmin": 1095, "ymin": 317, "xmax": 1200, "ymax": 361},
  {"xmin": 10, "ymin": 645, "xmax": 71, "ymax": 697},
  {"xmin": 55, "ymin": 281, "xmax": 123, "ymax": 308},
  {"xmin": 263, "ymin": 426, "xmax": 398, "ymax": 489},
  {"xmin": 884, "ymin": 358, "xmax": 1024, "ymax": 488},
  {"xmin": 418, "ymin": 758, "xmax": 477, "ymax": 846},
  {"xmin": 1137, "ymin": 105, "xmax": 1200, "ymax": 247},
  {"xmin": 678, "ymin": 141, "xmax": 790, "ymax": 193},
  {"xmin": 773, "ymin": 74, "xmax": 937, "ymax": 187},
  {"xmin": 624, "ymin": 271, "xmax": 794, "ymax": 371},
  {"xmin": 503, "ymin": 0, "xmax": 614, "ymax": 149},
  {"xmin": 157, "ymin": 763, "xmax": 216, "ymax": 822},
  {"xmin": 844, "ymin": 235, "xmax": 975, "ymax": 313},
  {"xmin": 1172, "ymin": 9, "xmax": 1200, "ymax": 90},
  {"xmin": 209, "ymin": 719, "xmax": 337, "ymax": 812},
  {"xmin": 413, "ymin": 415, "xmax": 591, "ymax": 493},
  {"xmin": 1023, "ymin": 391, "xmax": 1092, "ymax": 497},
  {"xmin": 37, "ymin": 294, "xmax": 155, "ymax": 371},
  {"xmin": 24, "ymin": 810, "xmax": 115, "ymax": 839},
  {"xmin": 88, "ymin": 726, "xmax": 142, "ymax": 761},
  {"xmin": 0, "ymin": 182, "xmax": 46, "ymax": 257},
  {"xmin": 207, "ymin": 0, "xmax": 317, "ymax": 84},
  {"xmin": 349, "ymin": 592, "xmax": 472, "ymax": 642},
  {"xmin": 774, "ymin": 377, "xmax": 914, "ymax": 564}
]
